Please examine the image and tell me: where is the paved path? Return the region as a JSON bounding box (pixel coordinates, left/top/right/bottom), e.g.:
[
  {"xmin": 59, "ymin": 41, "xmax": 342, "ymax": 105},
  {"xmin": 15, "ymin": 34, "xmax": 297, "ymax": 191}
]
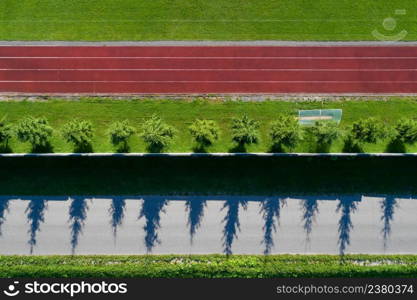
[
  {"xmin": 0, "ymin": 196, "xmax": 415, "ymax": 255},
  {"xmin": 1, "ymin": 45, "xmax": 417, "ymax": 94}
]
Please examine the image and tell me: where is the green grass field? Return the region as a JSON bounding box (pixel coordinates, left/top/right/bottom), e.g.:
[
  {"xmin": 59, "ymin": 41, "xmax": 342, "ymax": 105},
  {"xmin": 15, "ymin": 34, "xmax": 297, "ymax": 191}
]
[
  {"xmin": 2, "ymin": 97, "xmax": 417, "ymax": 153},
  {"xmin": 0, "ymin": 255, "xmax": 416, "ymax": 278},
  {"xmin": 1, "ymin": 0, "xmax": 416, "ymax": 41}
]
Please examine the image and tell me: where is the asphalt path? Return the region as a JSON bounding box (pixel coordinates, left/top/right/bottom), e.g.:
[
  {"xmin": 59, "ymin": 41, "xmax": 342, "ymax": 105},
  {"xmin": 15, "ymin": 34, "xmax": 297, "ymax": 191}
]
[{"xmin": 0, "ymin": 196, "xmax": 415, "ymax": 255}]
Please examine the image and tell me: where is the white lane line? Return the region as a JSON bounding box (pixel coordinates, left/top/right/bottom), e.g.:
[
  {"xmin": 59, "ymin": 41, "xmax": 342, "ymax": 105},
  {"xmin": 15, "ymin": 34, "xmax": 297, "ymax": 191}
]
[
  {"xmin": 0, "ymin": 57, "xmax": 417, "ymax": 59},
  {"xmin": 1, "ymin": 80, "xmax": 417, "ymax": 83},
  {"xmin": 1, "ymin": 69, "xmax": 417, "ymax": 71}
]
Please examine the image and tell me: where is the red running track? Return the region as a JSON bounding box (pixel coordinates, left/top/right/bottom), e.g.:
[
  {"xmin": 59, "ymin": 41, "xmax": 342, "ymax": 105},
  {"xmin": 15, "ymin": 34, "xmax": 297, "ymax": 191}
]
[{"xmin": 1, "ymin": 46, "xmax": 417, "ymax": 94}]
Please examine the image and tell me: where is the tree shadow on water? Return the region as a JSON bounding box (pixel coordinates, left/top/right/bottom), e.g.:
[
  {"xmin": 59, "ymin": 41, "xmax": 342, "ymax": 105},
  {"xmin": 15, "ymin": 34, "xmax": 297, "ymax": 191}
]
[
  {"xmin": 139, "ymin": 197, "xmax": 168, "ymax": 253},
  {"xmin": 26, "ymin": 199, "xmax": 48, "ymax": 254}
]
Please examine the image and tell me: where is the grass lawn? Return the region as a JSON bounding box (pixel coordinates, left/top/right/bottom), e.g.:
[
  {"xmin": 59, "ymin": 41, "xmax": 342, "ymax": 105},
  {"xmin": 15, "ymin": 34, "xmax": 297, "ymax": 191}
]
[
  {"xmin": 2, "ymin": 97, "xmax": 417, "ymax": 153},
  {"xmin": 0, "ymin": 0, "xmax": 416, "ymax": 41},
  {"xmin": 0, "ymin": 255, "xmax": 416, "ymax": 278}
]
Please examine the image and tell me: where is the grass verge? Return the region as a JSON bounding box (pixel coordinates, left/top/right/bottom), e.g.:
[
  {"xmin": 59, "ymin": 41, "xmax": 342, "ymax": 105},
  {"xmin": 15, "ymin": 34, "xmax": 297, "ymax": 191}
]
[
  {"xmin": 0, "ymin": 0, "xmax": 416, "ymax": 41},
  {"xmin": 2, "ymin": 97, "xmax": 417, "ymax": 153},
  {"xmin": 0, "ymin": 255, "xmax": 416, "ymax": 278}
]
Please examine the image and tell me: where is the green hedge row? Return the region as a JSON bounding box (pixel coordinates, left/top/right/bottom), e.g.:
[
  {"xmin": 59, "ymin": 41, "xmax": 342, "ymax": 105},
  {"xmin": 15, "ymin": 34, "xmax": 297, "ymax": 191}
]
[
  {"xmin": 2, "ymin": 115, "xmax": 417, "ymax": 153},
  {"xmin": 0, "ymin": 255, "xmax": 416, "ymax": 278}
]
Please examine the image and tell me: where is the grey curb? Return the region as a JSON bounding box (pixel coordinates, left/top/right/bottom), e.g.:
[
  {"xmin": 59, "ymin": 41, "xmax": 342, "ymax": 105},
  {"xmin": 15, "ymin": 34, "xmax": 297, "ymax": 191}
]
[
  {"xmin": 0, "ymin": 195, "xmax": 409, "ymax": 201},
  {"xmin": 2, "ymin": 93, "xmax": 417, "ymax": 98},
  {"xmin": 2, "ymin": 41, "xmax": 417, "ymax": 46},
  {"xmin": 0, "ymin": 152, "xmax": 416, "ymax": 157}
]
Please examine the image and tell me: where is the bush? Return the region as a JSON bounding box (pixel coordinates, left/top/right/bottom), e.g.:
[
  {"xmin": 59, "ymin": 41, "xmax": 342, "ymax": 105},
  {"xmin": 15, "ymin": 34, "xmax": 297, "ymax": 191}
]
[
  {"xmin": 141, "ymin": 115, "xmax": 175, "ymax": 152},
  {"xmin": 62, "ymin": 119, "xmax": 94, "ymax": 152},
  {"xmin": 15, "ymin": 116, "xmax": 53, "ymax": 151},
  {"xmin": 108, "ymin": 120, "xmax": 136, "ymax": 151},
  {"xmin": 306, "ymin": 121, "xmax": 340, "ymax": 152},
  {"xmin": 0, "ymin": 117, "xmax": 13, "ymax": 147},
  {"xmin": 189, "ymin": 119, "xmax": 220, "ymax": 148},
  {"xmin": 231, "ymin": 115, "xmax": 260, "ymax": 146},
  {"xmin": 307, "ymin": 121, "xmax": 340, "ymax": 145},
  {"xmin": 393, "ymin": 118, "xmax": 417, "ymax": 144},
  {"xmin": 349, "ymin": 118, "xmax": 386, "ymax": 145},
  {"xmin": 269, "ymin": 115, "xmax": 301, "ymax": 150}
]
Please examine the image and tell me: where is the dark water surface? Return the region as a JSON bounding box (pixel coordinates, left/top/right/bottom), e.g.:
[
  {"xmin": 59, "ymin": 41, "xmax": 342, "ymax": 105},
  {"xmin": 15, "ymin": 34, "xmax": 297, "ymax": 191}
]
[{"xmin": 0, "ymin": 196, "xmax": 415, "ymax": 255}]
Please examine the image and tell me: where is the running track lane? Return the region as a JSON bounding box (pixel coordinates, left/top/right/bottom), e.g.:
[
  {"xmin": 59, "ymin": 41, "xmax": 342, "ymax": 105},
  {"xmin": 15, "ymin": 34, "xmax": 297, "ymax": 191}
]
[{"xmin": 1, "ymin": 46, "xmax": 417, "ymax": 94}]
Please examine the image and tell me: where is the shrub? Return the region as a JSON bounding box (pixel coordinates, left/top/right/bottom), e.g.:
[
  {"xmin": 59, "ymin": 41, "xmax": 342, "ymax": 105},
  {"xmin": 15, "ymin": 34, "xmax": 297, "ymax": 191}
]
[
  {"xmin": 349, "ymin": 118, "xmax": 386, "ymax": 144},
  {"xmin": 306, "ymin": 121, "xmax": 340, "ymax": 152},
  {"xmin": 0, "ymin": 117, "xmax": 13, "ymax": 147},
  {"xmin": 15, "ymin": 116, "xmax": 53, "ymax": 151},
  {"xmin": 269, "ymin": 115, "xmax": 301, "ymax": 150},
  {"xmin": 62, "ymin": 119, "xmax": 94, "ymax": 151},
  {"xmin": 108, "ymin": 120, "xmax": 136, "ymax": 151},
  {"xmin": 141, "ymin": 115, "xmax": 175, "ymax": 152},
  {"xmin": 393, "ymin": 118, "xmax": 417, "ymax": 144},
  {"xmin": 189, "ymin": 119, "xmax": 220, "ymax": 148},
  {"xmin": 231, "ymin": 115, "xmax": 260, "ymax": 146}
]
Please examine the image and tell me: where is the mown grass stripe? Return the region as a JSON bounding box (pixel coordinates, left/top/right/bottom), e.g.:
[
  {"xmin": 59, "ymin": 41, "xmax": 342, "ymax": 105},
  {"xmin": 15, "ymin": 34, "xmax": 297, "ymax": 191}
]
[{"xmin": 0, "ymin": 0, "xmax": 416, "ymax": 41}]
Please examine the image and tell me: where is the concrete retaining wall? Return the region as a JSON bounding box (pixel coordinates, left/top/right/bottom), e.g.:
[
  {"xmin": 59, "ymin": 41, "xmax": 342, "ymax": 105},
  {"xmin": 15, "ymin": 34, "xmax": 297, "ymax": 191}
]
[{"xmin": 1, "ymin": 152, "xmax": 417, "ymax": 157}]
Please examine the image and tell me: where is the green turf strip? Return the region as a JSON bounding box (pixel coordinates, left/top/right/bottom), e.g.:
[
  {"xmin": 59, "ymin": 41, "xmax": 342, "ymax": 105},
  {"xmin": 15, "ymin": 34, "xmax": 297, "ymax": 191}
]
[
  {"xmin": 1, "ymin": 98, "xmax": 417, "ymax": 153},
  {"xmin": 0, "ymin": 0, "xmax": 416, "ymax": 41},
  {"xmin": 0, "ymin": 255, "xmax": 416, "ymax": 278}
]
